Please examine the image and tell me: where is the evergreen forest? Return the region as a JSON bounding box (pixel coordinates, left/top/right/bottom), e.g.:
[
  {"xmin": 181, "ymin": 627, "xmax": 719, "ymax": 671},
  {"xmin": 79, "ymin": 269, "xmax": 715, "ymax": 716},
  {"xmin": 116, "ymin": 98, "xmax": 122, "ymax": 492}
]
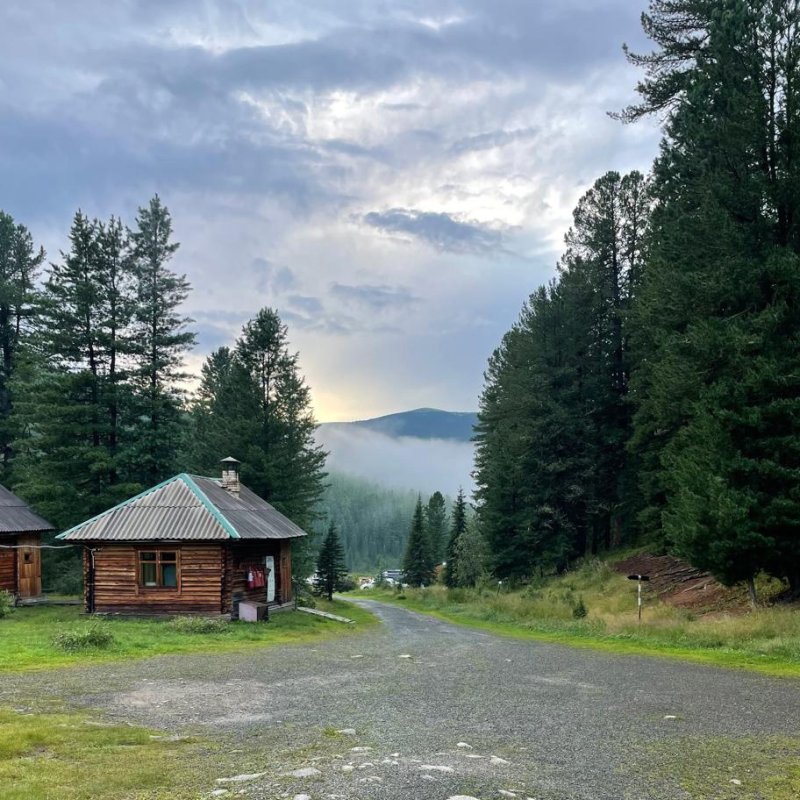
[
  {"xmin": 4, "ymin": 1, "xmax": 800, "ymax": 606},
  {"xmin": 0, "ymin": 201, "xmax": 326, "ymax": 590},
  {"xmin": 474, "ymin": 0, "xmax": 800, "ymax": 602}
]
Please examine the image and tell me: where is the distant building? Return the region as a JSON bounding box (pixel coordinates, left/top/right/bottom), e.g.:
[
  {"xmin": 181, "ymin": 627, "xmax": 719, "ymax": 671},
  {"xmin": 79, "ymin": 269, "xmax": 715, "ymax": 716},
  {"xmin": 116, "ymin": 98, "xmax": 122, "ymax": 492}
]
[
  {"xmin": 57, "ymin": 458, "xmax": 306, "ymax": 616},
  {"xmin": 0, "ymin": 484, "xmax": 54, "ymax": 599}
]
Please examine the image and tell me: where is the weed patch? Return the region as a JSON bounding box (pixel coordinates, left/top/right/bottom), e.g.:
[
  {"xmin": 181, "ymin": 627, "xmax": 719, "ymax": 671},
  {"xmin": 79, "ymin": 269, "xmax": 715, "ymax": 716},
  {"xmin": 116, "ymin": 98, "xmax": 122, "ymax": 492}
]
[
  {"xmin": 52, "ymin": 621, "xmax": 115, "ymax": 652},
  {"xmin": 166, "ymin": 615, "xmax": 229, "ymax": 634}
]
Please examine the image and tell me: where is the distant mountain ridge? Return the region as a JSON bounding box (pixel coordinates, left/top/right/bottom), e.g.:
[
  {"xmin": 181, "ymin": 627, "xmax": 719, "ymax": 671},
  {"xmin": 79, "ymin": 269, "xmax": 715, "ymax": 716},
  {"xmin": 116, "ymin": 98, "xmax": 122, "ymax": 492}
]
[{"xmin": 320, "ymin": 408, "xmax": 478, "ymax": 442}]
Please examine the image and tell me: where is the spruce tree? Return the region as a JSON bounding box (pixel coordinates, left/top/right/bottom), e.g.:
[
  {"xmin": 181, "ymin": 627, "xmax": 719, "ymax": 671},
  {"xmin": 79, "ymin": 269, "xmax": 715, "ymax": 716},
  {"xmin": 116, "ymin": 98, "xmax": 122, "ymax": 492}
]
[
  {"xmin": 129, "ymin": 196, "xmax": 195, "ymax": 484},
  {"xmin": 425, "ymin": 491, "xmax": 448, "ymax": 564},
  {"xmin": 315, "ymin": 522, "xmax": 347, "ymax": 601},
  {"xmin": 623, "ymin": 0, "xmax": 800, "ymax": 593},
  {"xmin": 12, "ymin": 212, "xmax": 140, "ymax": 524},
  {"xmin": 185, "ymin": 308, "xmax": 327, "ymax": 577},
  {"xmin": 402, "ymin": 497, "xmax": 435, "ymax": 587},
  {"xmin": 0, "ymin": 211, "xmax": 43, "ymax": 472},
  {"xmin": 444, "ymin": 487, "xmax": 468, "ymax": 588}
]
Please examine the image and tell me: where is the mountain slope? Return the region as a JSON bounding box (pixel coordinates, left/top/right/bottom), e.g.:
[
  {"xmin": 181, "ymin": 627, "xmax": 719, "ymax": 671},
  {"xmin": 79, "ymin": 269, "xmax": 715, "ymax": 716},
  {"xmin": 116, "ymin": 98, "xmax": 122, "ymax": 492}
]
[{"xmin": 320, "ymin": 408, "xmax": 477, "ymax": 442}]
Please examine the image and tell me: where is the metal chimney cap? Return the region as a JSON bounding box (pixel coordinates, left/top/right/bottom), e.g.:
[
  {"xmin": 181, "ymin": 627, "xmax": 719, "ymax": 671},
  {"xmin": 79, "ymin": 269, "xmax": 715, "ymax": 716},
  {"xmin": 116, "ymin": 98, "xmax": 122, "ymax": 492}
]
[{"xmin": 220, "ymin": 456, "xmax": 241, "ymax": 465}]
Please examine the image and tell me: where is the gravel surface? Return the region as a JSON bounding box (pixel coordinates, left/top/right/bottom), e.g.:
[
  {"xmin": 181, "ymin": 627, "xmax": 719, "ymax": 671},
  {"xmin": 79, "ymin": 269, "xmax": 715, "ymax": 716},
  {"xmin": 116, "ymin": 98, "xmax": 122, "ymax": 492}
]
[{"xmin": 5, "ymin": 599, "xmax": 800, "ymax": 799}]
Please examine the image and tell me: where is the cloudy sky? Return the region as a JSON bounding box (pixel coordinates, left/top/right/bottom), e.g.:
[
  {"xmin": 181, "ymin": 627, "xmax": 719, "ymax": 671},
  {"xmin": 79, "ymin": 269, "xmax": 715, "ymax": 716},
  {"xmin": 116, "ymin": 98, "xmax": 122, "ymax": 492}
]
[{"xmin": 0, "ymin": 0, "xmax": 660, "ymax": 422}]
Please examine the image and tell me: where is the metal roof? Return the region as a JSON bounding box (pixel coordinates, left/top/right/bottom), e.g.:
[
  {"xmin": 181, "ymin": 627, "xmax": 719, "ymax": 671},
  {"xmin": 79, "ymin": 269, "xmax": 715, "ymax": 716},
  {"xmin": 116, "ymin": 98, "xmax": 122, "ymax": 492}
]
[
  {"xmin": 192, "ymin": 477, "xmax": 308, "ymax": 540},
  {"xmin": 0, "ymin": 484, "xmax": 55, "ymax": 536},
  {"xmin": 57, "ymin": 474, "xmax": 307, "ymax": 543}
]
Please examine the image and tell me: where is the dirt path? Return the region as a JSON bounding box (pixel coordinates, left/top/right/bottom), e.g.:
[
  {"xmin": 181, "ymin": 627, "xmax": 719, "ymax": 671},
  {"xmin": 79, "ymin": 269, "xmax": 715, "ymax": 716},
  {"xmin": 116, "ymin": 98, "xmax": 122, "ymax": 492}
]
[{"xmin": 5, "ymin": 599, "xmax": 800, "ymax": 799}]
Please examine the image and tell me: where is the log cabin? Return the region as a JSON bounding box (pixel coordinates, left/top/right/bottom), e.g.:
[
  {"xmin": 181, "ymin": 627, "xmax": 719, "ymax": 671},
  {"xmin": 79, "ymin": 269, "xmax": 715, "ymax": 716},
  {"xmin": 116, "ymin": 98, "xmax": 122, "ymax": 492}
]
[
  {"xmin": 57, "ymin": 458, "xmax": 306, "ymax": 616},
  {"xmin": 0, "ymin": 484, "xmax": 54, "ymax": 599}
]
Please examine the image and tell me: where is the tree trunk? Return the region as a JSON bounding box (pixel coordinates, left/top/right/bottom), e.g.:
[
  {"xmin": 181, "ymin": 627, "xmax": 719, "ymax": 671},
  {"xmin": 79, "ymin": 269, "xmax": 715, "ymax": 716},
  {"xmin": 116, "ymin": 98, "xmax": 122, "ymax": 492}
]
[{"xmin": 746, "ymin": 575, "xmax": 758, "ymax": 609}]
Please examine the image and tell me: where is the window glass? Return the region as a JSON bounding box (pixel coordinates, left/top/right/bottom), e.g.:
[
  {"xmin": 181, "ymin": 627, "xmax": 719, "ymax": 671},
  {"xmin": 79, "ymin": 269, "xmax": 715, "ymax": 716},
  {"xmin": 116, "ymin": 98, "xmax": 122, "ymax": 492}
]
[
  {"xmin": 140, "ymin": 562, "xmax": 157, "ymax": 586},
  {"xmin": 139, "ymin": 551, "xmax": 179, "ymax": 588},
  {"xmin": 161, "ymin": 563, "xmax": 177, "ymax": 587}
]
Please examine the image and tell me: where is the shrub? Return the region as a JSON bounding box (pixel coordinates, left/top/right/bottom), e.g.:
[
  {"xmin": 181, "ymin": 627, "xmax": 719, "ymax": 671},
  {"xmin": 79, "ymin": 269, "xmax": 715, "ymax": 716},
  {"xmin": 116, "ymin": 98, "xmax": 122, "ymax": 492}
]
[
  {"xmin": 572, "ymin": 596, "xmax": 588, "ymax": 619},
  {"xmin": 52, "ymin": 622, "xmax": 114, "ymax": 652},
  {"xmin": 0, "ymin": 590, "xmax": 15, "ymax": 619},
  {"xmin": 167, "ymin": 616, "xmax": 228, "ymax": 634}
]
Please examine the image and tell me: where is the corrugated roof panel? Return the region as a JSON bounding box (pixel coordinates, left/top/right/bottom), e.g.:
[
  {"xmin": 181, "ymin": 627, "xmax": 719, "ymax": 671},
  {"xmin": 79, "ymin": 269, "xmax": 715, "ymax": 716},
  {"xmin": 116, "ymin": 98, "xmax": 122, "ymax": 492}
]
[
  {"xmin": 58, "ymin": 473, "xmax": 308, "ymax": 542},
  {"xmin": 60, "ymin": 477, "xmax": 229, "ymax": 542},
  {"xmin": 0, "ymin": 484, "xmax": 55, "ymax": 535},
  {"xmin": 191, "ymin": 478, "xmax": 307, "ymax": 540}
]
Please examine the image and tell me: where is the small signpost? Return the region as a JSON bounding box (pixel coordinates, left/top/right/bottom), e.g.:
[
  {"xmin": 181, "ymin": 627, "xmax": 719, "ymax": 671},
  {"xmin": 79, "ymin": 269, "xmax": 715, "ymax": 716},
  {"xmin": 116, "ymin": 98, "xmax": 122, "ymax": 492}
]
[{"xmin": 627, "ymin": 574, "xmax": 650, "ymax": 623}]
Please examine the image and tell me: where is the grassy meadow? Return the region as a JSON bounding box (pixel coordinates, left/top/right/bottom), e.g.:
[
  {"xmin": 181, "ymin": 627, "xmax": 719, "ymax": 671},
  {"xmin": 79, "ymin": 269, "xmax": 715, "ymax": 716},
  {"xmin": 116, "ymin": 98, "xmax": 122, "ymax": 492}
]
[
  {"xmin": 0, "ymin": 599, "xmax": 376, "ymax": 674},
  {"xmin": 361, "ymin": 559, "xmax": 800, "ymax": 678}
]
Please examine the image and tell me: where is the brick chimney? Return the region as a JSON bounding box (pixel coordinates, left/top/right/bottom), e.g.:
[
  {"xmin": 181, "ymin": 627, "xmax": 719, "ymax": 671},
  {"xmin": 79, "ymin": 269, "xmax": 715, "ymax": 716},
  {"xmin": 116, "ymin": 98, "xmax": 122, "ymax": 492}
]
[{"xmin": 220, "ymin": 456, "xmax": 241, "ymax": 496}]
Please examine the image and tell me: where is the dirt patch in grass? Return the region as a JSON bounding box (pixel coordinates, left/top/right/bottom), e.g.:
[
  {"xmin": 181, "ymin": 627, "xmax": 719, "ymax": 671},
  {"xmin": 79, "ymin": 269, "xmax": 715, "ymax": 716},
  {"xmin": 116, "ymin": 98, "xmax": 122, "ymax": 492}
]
[
  {"xmin": 614, "ymin": 553, "xmax": 741, "ymax": 613},
  {"xmin": 614, "ymin": 553, "xmax": 796, "ymax": 616}
]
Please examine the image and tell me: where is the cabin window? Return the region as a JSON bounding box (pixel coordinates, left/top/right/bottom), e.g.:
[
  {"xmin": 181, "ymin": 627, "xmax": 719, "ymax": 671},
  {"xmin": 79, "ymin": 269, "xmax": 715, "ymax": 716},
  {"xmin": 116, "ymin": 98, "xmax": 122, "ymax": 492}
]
[{"xmin": 138, "ymin": 551, "xmax": 179, "ymax": 588}]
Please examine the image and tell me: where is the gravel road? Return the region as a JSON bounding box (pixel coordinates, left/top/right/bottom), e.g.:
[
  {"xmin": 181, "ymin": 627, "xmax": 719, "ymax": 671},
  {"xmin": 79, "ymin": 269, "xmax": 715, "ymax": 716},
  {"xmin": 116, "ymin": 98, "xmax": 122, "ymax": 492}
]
[{"xmin": 6, "ymin": 599, "xmax": 800, "ymax": 799}]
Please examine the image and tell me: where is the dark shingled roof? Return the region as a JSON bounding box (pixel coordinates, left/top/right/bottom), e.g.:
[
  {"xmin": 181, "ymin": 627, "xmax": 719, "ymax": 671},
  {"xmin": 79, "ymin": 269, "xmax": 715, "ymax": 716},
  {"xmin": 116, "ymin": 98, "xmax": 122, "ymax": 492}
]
[
  {"xmin": 56, "ymin": 474, "xmax": 307, "ymax": 543},
  {"xmin": 0, "ymin": 484, "xmax": 55, "ymax": 536}
]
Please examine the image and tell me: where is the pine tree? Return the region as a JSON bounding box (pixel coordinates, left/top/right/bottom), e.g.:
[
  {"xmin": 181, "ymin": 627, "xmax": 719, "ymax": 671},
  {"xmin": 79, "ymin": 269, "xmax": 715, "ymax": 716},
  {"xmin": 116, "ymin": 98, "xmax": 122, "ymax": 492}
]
[
  {"xmin": 425, "ymin": 491, "xmax": 448, "ymax": 564},
  {"xmin": 403, "ymin": 497, "xmax": 435, "ymax": 587},
  {"xmin": 129, "ymin": 196, "xmax": 195, "ymax": 485},
  {"xmin": 623, "ymin": 0, "xmax": 800, "ymax": 593},
  {"xmin": 185, "ymin": 308, "xmax": 327, "ymax": 577},
  {"xmin": 315, "ymin": 522, "xmax": 348, "ymax": 601},
  {"xmin": 12, "ymin": 212, "xmax": 140, "ymax": 524},
  {"xmin": 0, "ymin": 211, "xmax": 43, "ymax": 472},
  {"xmin": 474, "ymin": 171, "xmax": 649, "ymax": 581},
  {"xmin": 444, "ymin": 487, "xmax": 468, "ymax": 587}
]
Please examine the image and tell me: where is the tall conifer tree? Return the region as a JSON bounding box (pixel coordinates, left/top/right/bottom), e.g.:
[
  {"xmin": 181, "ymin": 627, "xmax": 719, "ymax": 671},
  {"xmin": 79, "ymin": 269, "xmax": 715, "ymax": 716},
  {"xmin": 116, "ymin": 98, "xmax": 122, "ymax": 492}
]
[
  {"xmin": 444, "ymin": 487, "xmax": 468, "ymax": 588},
  {"xmin": 129, "ymin": 195, "xmax": 195, "ymax": 484},
  {"xmin": 315, "ymin": 522, "xmax": 348, "ymax": 601},
  {"xmin": 403, "ymin": 497, "xmax": 435, "ymax": 587},
  {"xmin": 0, "ymin": 211, "xmax": 43, "ymax": 472}
]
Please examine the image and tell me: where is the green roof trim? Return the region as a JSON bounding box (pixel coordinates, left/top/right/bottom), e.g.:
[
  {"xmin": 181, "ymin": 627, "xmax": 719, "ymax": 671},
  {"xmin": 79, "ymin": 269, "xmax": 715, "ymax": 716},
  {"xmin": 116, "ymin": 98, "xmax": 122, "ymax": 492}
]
[
  {"xmin": 181, "ymin": 474, "xmax": 241, "ymax": 540},
  {"xmin": 55, "ymin": 474, "xmax": 184, "ymax": 540}
]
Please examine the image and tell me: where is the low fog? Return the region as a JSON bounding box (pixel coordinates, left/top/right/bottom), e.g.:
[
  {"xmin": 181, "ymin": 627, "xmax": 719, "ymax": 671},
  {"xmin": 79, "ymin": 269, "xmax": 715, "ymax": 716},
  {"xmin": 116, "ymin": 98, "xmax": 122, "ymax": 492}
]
[{"xmin": 315, "ymin": 426, "xmax": 475, "ymax": 497}]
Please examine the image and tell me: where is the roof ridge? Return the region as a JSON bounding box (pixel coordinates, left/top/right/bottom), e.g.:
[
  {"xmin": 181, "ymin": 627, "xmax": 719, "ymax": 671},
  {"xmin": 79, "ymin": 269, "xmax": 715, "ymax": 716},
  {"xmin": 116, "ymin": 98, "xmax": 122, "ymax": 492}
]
[
  {"xmin": 55, "ymin": 474, "xmax": 185, "ymax": 540},
  {"xmin": 180, "ymin": 474, "xmax": 240, "ymax": 540}
]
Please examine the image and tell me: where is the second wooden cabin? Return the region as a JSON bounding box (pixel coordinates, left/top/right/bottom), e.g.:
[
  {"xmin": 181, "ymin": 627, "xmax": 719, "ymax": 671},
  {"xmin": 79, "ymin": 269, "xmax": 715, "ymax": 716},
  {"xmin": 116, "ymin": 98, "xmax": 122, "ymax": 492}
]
[
  {"xmin": 57, "ymin": 458, "xmax": 306, "ymax": 616},
  {"xmin": 0, "ymin": 484, "xmax": 54, "ymax": 599}
]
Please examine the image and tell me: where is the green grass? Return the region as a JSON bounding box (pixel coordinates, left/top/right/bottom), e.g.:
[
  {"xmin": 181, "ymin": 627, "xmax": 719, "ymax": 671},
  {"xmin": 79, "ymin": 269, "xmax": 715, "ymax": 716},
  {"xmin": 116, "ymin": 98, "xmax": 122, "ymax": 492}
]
[
  {"xmin": 359, "ymin": 561, "xmax": 800, "ymax": 678},
  {"xmin": 644, "ymin": 734, "xmax": 800, "ymax": 799},
  {"xmin": 0, "ymin": 701, "xmax": 358, "ymax": 800},
  {"xmin": 0, "ymin": 706, "xmax": 210, "ymax": 800},
  {"xmin": 0, "ymin": 599, "xmax": 376, "ymax": 674}
]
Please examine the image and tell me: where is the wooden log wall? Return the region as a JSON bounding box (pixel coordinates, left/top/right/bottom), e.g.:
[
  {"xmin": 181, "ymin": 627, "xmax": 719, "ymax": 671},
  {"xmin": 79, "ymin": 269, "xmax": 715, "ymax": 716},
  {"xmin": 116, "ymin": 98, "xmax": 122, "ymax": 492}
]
[
  {"xmin": 0, "ymin": 540, "xmax": 15, "ymax": 593},
  {"xmin": 86, "ymin": 544, "xmax": 224, "ymax": 614}
]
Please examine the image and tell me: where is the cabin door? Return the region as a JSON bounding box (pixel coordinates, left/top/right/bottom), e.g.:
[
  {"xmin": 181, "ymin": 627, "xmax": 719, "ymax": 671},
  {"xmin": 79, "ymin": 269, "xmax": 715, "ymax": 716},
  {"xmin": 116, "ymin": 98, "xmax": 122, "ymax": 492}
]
[
  {"xmin": 16, "ymin": 534, "xmax": 41, "ymax": 598},
  {"xmin": 264, "ymin": 555, "xmax": 276, "ymax": 602}
]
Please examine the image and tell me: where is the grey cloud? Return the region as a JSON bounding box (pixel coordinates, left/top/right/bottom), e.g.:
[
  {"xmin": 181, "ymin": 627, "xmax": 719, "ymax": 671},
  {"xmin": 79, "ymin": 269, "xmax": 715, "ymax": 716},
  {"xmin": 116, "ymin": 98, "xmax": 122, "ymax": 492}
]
[
  {"xmin": 252, "ymin": 259, "xmax": 297, "ymax": 295},
  {"xmin": 288, "ymin": 294, "xmax": 324, "ymax": 314},
  {"xmin": 363, "ymin": 208, "xmax": 505, "ymax": 255},
  {"xmin": 330, "ymin": 282, "xmax": 418, "ymax": 311},
  {"xmin": 450, "ymin": 127, "xmax": 539, "ymax": 154}
]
